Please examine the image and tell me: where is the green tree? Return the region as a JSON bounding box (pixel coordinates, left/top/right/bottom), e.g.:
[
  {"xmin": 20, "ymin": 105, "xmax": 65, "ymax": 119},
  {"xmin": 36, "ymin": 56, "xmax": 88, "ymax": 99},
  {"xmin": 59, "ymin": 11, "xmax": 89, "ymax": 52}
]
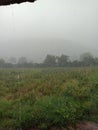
[
  {"xmin": 94, "ymin": 57, "xmax": 98, "ymax": 65},
  {"xmin": 80, "ymin": 52, "xmax": 94, "ymax": 66},
  {"xmin": 57, "ymin": 55, "xmax": 69, "ymax": 67},
  {"xmin": 18, "ymin": 57, "xmax": 27, "ymax": 64},
  {"xmin": 8, "ymin": 57, "xmax": 17, "ymax": 64},
  {"xmin": 43, "ymin": 55, "xmax": 56, "ymax": 67},
  {"xmin": 0, "ymin": 58, "xmax": 5, "ymax": 68}
]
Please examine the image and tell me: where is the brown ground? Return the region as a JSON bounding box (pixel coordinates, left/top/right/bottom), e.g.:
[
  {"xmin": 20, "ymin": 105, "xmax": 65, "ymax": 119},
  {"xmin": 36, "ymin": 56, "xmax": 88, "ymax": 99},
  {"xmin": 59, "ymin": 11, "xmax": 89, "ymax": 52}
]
[
  {"xmin": 28, "ymin": 121, "xmax": 98, "ymax": 130},
  {"xmin": 76, "ymin": 121, "xmax": 98, "ymax": 130},
  {"xmin": 67, "ymin": 121, "xmax": 98, "ymax": 130}
]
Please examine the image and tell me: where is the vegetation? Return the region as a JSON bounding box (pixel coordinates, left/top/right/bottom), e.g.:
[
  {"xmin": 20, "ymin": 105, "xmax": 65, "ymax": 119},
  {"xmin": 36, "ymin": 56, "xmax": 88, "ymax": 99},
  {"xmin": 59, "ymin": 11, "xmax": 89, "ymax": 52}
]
[
  {"xmin": 0, "ymin": 67, "xmax": 98, "ymax": 130},
  {"xmin": 0, "ymin": 52, "xmax": 98, "ymax": 68}
]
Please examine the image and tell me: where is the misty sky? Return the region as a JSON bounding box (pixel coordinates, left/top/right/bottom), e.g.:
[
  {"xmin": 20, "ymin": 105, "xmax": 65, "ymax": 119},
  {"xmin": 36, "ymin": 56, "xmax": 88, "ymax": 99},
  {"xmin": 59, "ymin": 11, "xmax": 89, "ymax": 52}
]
[{"xmin": 0, "ymin": 0, "xmax": 98, "ymax": 62}]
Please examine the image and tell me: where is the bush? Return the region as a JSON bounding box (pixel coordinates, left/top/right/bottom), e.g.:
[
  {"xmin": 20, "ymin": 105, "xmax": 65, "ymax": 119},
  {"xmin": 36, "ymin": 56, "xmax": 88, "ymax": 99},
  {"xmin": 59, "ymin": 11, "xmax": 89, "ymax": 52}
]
[{"xmin": 30, "ymin": 96, "xmax": 84, "ymax": 129}]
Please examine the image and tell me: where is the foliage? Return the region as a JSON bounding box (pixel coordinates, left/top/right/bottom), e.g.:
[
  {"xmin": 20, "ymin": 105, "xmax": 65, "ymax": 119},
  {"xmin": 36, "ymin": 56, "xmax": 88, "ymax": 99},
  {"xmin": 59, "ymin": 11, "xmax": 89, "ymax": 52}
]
[
  {"xmin": 0, "ymin": 68, "xmax": 98, "ymax": 129},
  {"xmin": 1, "ymin": 52, "xmax": 98, "ymax": 68}
]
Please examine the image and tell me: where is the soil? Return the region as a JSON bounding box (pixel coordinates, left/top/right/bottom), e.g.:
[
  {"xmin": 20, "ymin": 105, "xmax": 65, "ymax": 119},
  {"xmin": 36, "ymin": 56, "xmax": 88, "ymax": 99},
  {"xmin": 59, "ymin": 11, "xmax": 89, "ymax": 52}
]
[
  {"xmin": 67, "ymin": 121, "xmax": 98, "ymax": 130},
  {"xmin": 76, "ymin": 121, "xmax": 98, "ymax": 130},
  {"xmin": 28, "ymin": 121, "xmax": 98, "ymax": 130}
]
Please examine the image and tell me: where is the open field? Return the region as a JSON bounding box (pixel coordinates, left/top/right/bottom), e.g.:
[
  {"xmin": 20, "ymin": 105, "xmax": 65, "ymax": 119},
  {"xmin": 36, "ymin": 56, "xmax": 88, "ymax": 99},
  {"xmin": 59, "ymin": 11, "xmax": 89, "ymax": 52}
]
[{"xmin": 0, "ymin": 68, "xmax": 98, "ymax": 130}]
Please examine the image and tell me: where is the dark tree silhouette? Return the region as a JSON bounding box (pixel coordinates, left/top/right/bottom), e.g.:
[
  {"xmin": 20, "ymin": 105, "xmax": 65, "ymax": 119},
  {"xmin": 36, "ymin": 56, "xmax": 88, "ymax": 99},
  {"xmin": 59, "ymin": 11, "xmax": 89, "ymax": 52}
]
[
  {"xmin": 0, "ymin": 0, "xmax": 36, "ymax": 6},
  {"xmin": 43, "ymin": 55, "xmax": 57, "ymax": 67}
]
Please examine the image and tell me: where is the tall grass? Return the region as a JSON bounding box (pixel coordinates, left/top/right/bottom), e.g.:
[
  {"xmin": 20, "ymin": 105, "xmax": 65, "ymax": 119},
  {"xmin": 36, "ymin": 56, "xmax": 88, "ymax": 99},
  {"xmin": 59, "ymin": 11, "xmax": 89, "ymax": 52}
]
[{"xmin": 0, "ymin": 68, "xmax": 98, "ymax": 129}]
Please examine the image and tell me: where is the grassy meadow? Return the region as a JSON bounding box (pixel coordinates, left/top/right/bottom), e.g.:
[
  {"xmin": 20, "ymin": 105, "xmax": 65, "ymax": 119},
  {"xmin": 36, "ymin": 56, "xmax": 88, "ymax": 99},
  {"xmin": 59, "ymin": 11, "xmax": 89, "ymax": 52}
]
[{"xmin": 0, "ymin": 68, "xmax": 98, "ymax": 130}]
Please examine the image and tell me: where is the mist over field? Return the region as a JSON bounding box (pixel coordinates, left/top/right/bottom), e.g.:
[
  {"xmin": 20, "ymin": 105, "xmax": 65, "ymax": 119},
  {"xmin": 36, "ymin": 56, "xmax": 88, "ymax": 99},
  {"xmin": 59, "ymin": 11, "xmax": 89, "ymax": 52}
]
[
  {"xmin": 0, "ymin": 0, "xmax": 98, "ymax": 62},
  {"xmin": 0, "ymin": 1, "xmax": 98, "ymax": 129}
]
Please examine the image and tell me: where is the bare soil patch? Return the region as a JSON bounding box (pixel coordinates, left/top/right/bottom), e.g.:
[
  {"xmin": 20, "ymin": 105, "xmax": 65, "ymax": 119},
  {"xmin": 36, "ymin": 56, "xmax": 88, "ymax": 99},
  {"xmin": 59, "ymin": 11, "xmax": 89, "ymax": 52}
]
[
  {"xmin": 28, "ymin": 121, "xmax": 98, "ymax": 130},
  {"xmin": 76, "ymin": 121, "xmax": 98, "ymax": 130}
]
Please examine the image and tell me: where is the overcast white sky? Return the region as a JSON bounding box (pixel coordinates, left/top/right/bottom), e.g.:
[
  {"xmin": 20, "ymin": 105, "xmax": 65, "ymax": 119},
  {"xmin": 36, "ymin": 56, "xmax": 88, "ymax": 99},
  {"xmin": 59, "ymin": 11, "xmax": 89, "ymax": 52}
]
[{"xmin": 0, "ymin": 0, "xmax": 98, "ymax": 62}]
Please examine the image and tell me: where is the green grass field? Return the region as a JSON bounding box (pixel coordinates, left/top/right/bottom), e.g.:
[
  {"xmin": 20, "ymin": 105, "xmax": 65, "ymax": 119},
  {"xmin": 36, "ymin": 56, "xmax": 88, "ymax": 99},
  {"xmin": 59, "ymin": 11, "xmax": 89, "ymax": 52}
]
[{"xmin": 0, "ymin": 68, "xmax": 98, "ymax": 130}]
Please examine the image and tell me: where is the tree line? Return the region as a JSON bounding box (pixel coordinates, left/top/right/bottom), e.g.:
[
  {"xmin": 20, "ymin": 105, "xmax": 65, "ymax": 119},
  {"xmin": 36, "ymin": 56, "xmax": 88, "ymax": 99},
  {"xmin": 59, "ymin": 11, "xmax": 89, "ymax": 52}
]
[{"xmin": 0, "ymin": 52, "xmax": 98, "ymax": 68}]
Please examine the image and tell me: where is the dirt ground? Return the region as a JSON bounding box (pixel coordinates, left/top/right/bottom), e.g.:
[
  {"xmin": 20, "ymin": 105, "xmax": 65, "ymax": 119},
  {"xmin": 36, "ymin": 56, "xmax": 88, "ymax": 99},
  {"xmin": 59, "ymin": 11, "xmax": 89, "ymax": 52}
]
[
  {"xmin": 67, "ymin": 121, "xmax": 98, "ymax": 130},
  {"xmin": 76, "ymin": 121, "xmax": 98, "ymax": 130},
  {"xmin": 28, "ymin": 121, "xmax": 98, "ymax": 130}
]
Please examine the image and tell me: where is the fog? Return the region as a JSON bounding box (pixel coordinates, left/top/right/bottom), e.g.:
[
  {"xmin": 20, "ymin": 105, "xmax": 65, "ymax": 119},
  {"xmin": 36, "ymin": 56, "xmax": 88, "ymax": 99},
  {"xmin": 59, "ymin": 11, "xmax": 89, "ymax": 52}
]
[{"xmin": 0, "ymin": 0, "xmax": 98, "ymax": 62}]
